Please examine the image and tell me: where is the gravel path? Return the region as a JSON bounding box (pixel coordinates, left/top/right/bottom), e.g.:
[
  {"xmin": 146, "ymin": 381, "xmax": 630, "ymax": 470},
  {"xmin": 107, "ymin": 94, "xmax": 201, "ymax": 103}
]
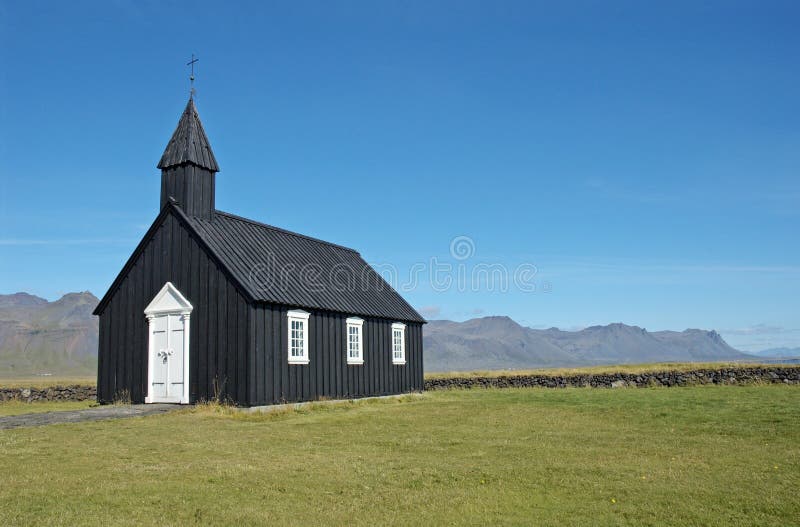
[{"xmin": 0, "ymin": 404, "xmax": 181, "ymax": 430}]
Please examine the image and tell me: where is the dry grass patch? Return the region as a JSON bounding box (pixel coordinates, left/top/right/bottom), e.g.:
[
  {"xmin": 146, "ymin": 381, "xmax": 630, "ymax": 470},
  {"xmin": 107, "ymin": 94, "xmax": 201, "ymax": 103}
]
[
  {"xmin": 187, "ymin": 393, "xmax": 427, "ymax": 423},
  {"xmin": 0, "ymin": 376, "xmax": 96, "ymax": 389}
]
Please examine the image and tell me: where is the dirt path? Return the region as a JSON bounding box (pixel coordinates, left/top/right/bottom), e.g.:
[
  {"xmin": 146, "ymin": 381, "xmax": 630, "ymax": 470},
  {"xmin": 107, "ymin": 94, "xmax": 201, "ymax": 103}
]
[{"xmin": 0, "ymin": 404, "xmax": 180, "ymax": 430}]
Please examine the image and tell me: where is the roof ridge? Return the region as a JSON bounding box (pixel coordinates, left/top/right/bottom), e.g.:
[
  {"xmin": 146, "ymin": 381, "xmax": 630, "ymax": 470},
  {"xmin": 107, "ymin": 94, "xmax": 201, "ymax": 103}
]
[{"xmin": 212, "ymin": 210, "xmax": 359, "ymax": 254}]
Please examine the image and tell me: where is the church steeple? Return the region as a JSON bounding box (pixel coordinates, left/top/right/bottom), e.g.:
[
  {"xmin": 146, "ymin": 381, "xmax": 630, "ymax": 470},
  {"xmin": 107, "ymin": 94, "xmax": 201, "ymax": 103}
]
[
  {"xmin": 158, "ymin": 97, "xmax": 219, "ymax": 219},
  {"xmin": 158, "ymin": 97, "xmax": 219, "ymax": 172}
]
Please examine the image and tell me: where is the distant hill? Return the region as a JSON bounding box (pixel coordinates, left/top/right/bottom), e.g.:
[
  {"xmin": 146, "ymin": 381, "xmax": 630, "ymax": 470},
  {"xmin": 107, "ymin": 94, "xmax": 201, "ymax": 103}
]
[
  {"xmin": 424, "ymin": 316, "xmax": 755, "ymax": 372},
  {"xmin": 748, "ymin": 347, "xmax": 800, "ymax": 358},
  {"xmin": 0, "ymin": 292, "xmax": 98, "ymax": 377}
]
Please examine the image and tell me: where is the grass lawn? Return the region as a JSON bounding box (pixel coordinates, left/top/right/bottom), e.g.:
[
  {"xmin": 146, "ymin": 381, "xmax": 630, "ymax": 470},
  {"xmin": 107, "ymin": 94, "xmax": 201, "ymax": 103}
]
[
  {"xmin": 0, "ymin": 386, "xmax": 798, "ymax": 526},
  {"xmin": 0, "ymin": 400, "xmax": 96, "ymax": 417}
]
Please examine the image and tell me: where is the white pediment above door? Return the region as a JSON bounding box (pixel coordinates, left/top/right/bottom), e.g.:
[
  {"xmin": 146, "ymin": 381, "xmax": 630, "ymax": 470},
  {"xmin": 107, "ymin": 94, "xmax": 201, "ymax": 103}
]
[{"xmin": 144, "ymin": 282, "xmax": 193, "ymax": 316}]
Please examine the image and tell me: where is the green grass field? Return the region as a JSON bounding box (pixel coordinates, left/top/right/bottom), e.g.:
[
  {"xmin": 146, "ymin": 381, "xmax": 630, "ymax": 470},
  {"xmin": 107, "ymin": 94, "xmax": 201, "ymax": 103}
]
[
  {"xmin": 0, "ymin": 385, "xmax": 798, "ymax": 526},
  {"xmin": 0, "ymin": 399, "xmax": 96, "ymax": 416}
]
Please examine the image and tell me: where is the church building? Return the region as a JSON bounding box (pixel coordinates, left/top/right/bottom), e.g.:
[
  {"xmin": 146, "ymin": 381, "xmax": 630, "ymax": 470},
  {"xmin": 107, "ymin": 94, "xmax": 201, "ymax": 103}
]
[{"xmin": 93, "ymin": 96, "xmax": 425, "ymax": 405}]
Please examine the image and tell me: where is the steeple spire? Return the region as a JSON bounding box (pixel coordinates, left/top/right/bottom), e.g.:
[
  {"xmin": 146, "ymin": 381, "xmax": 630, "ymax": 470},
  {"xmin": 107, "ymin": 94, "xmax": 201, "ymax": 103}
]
[
  {"xmin": 157, "ymin": 97, "xmax": 219, "ymax": 172},
  {"xmin": 158, "ymin": 98, "xmax": 219, "ymax": 219}
]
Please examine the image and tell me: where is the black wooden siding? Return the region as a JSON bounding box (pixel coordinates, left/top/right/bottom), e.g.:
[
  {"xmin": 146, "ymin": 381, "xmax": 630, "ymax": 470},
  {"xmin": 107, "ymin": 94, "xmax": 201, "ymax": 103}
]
[
  {"xmin": 160, "ymin": 165, "xmax": 216, "ymax": 220},
  {"xmin": 97, "ymin": 209, "xmax": 249, "ymax": 404},
  {"xmin": 249, "ymin": 305, "xmax": 423, "ymax": 405},
  {"xmin": 98, "ymin": 96, "xmax": 424, "ymax": 406},
  {"xmin": 97, "ymin": 207, "xmax": 423, "ymax": 406}
]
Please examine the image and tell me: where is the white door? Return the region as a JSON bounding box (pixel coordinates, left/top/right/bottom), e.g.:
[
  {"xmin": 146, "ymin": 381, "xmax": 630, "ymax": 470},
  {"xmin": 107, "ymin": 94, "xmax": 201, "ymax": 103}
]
[
  {"xmin": 150, "ymin": 314, "xmax": 186, "ymax": 403},
  {"xmin": 144, "ymin": 282, "xmax": 192, "ymax": 404}
]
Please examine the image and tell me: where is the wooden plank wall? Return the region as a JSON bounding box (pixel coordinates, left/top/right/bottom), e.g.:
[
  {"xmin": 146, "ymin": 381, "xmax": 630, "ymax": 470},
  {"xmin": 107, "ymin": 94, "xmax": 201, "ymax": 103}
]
[
  {"xmin": 160, "ymin": 165, "xmax": 215, "ymax": 219},
  {"xmin": 96, "ymin": 210, "xmax": 249, "ymax": 404},
  {"xmin": 96, "ymin": 209, "xmax": 424, "ymax": 406},
  {"xmin": 249, "ymin": 304, "xmax": 424, "ymax": 405}
]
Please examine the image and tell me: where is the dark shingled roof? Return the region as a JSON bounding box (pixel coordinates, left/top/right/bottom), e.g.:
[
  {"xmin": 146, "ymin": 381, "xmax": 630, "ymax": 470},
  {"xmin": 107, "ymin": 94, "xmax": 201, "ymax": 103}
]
[
  {"xmin": 94, "ymin": 201, "xmax": 425, "ymax": 322},
  {"xmin": 157, "ymin": 97, "xmax": 220, "ymax": 172},
  {"xmin": 181, "ymin": 208, "xmax": 425, "ymax": 323}
]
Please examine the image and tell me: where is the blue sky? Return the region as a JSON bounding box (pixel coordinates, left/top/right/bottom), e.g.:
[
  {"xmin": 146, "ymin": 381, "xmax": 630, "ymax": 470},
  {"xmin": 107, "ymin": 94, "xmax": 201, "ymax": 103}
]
[{"xmin": 1, "ymin": 1, "xmax": 798, "ymax": 351}]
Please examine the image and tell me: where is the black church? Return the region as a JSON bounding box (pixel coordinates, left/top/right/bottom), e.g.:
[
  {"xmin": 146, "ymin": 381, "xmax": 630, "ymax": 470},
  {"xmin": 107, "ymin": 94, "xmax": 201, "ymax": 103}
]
[{"xmin": 93, "ymin": 96, "xmax": 425, "ymax": 406}]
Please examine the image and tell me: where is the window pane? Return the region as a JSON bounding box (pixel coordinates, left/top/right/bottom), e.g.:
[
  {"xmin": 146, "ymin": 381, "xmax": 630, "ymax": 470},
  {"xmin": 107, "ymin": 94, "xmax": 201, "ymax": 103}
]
[{"xmin": 347, "ymin": 324, "xmax": 362, "ymax": 361}]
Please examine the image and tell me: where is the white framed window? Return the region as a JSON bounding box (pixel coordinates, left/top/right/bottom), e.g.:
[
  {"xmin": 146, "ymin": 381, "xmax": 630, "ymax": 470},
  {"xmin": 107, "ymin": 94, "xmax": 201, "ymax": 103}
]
[
  {"xmin": 391, "ymin": 322, "xmax": 406, "ymax": 365},
  {"xmin": 287, "ymin": 310, "xmax": 310, "ymax": 364},
  {"xmin": 346, "ymin": 317, "xmax": 364, "ymax": 365}
]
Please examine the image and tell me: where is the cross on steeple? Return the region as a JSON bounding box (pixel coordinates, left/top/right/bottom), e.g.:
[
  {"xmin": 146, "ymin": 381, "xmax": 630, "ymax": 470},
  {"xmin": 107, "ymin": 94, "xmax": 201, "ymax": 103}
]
[{"xmin": 187, "ymin": 54, "xmax": 198, "ymax": 97}]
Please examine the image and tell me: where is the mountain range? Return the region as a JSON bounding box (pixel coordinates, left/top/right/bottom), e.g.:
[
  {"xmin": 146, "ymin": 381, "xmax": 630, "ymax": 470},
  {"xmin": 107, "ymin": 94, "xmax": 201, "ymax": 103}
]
[
  {"xmin": 745, "ymin": 347, "xmax": 800, "ymax": 358},
  {"xmin": 0, "ymin": 292, "xmax": 785, "ymax": 376},
  {"xmin": 424, "ymin": 316, "xmax": 755, "ymax": 372},
  {"xmin": 0, "ymin": 292, "xmax": 98, "ymax": 377}
]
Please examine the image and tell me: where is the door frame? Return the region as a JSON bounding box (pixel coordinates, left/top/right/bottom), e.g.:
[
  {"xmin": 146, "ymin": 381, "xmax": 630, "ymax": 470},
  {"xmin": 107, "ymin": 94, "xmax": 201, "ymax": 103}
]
[{"xmin": 144, "ymin": 282, "xmax": 192, "ymax": 404}]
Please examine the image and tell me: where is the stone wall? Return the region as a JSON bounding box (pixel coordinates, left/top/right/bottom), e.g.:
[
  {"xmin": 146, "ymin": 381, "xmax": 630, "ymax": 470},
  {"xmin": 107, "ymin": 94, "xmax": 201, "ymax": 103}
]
[
  {"xmin": 424, "ymin": 367, "xmax": 800, "ymax": 391},
  {"xmin": 1, "ymin": 367, "xmax": 798, "ymax": 401},
  {"xmin": 0, "ymin": 385, "xmax": 97, "ymax": 402}
]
